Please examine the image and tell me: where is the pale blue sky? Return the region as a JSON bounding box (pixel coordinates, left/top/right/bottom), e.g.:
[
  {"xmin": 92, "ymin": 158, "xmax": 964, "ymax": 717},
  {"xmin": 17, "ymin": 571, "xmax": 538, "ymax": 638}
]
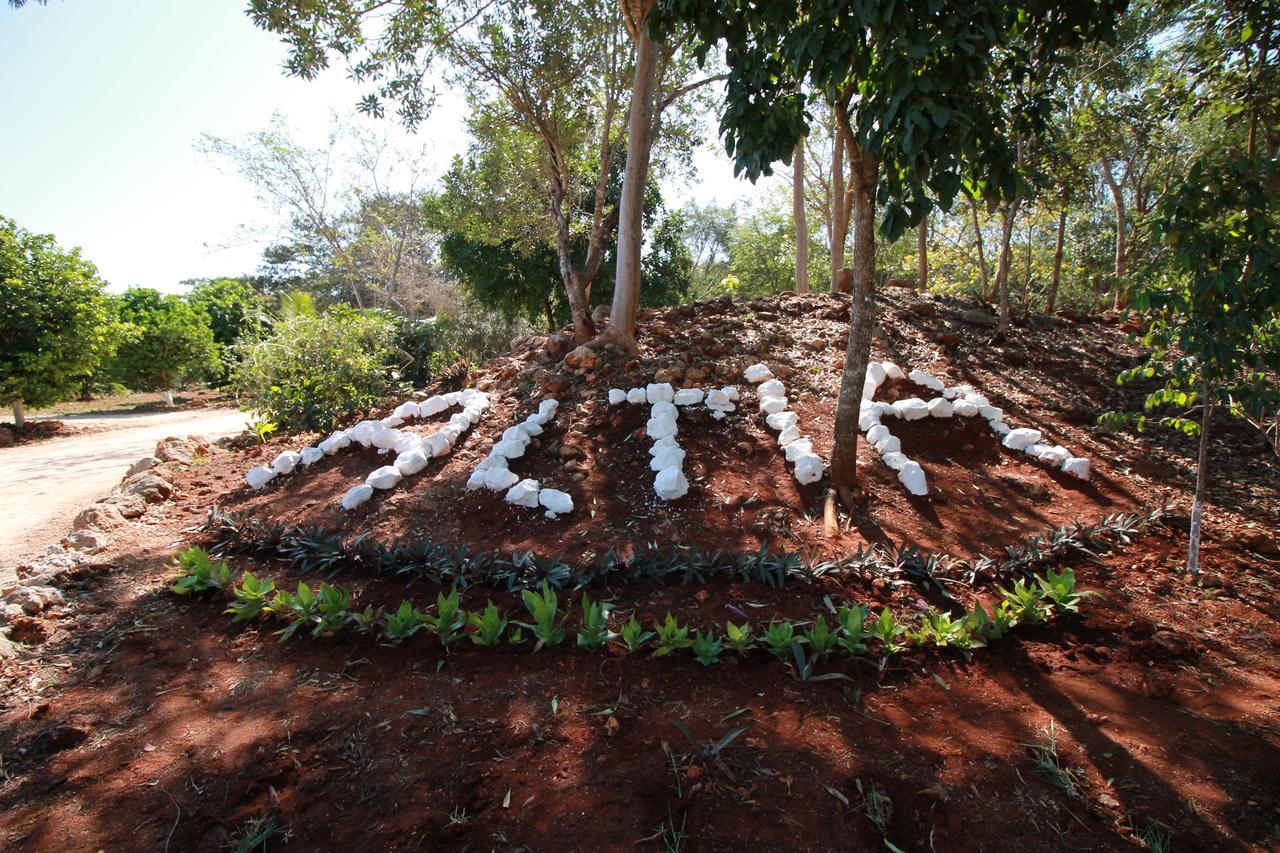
[{"xmin": 0, "ymin": 1, "xmax": 757, "ymax": 293}]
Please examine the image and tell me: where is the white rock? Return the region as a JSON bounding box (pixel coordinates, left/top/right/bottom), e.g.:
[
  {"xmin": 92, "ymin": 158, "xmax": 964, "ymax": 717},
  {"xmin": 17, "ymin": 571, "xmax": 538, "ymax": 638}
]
[
  {"xmin": 784, "ymin": 439, "xmax": 814, "ymax": 461},
  {"xmin": 318, "ymin": 431, "xmax": 351, "ymax": 455},
  {"xmin": 649, "ymin": 436, "xmax": 681, "ymax": 455},
  {"xmin": 744, "ymin": 363, "xmax": 773, "ymax": 383},
  {"xmin": 492, "ymin": 438, "xmax": 527, "ymax": 459},
  {"xmin": 466, "ymin": 469, "xmax": 488, "ymax": 490},
  {"xmin": 881, "ymin": 451, "xmax": 909, "ymax": 471},
  {"xmin": 866, "ymin": 424, "xmax": 891, "ymax": 444},
  {"xmin": 395, "ymin": 449, "xmax": 430, "ymax": 475},
  {"xmin": 271, "ymin": 450, "xmax": 302, "ymax": 475},
  {"xmin": 898, "ymin": 461, "xmax": 929, "ymax": 495},
  {"xmin": 366, "ymin": 465, "xmax": 403, "ymax": 490},
  {"xmin": 777, "ymin": 425, "xmax": 801, "ymax": 446},
  {"xmin": 484, "ymin": 467, "xmax": 520, "ymax": 491},
  {"xmin": 794, "ymin": 452, "xmax": 823, "ymax": 485},
  {"xmin": 539, "ymin": 488, "xmax": 574, "ymax": 517},
  {"xmin": 392, "ymin": 433, "xmax": 421, "ymax": 454},
  {"xmin": 892, "ymin": 398, "xmax": 930, "ymax": 421},
  {"xmin": 874, "ymin": 434, "xmax": 902, "ymax": 455},
  {"xmin": 349, "ymin": 421, "xmax": 379, "ymax": 447},
  {"xmin": 722, "ymin": 386, "xmax": 740, "ymax": 401},
  {"xmin": 989, "ymin": 420, "xmax": 1012, "ymax": 435},
  {"xmin": 758, "ymin": 378, "xmax": 786, "ymax": 398},
  {"xmin": 978, "ymin": 405, "xmax": 1003, "ymax": 421},
  {"xmin": 245, "ymin": 466, "xmax": 275, "ymax": 490},
  {"xmin": 953, "ymin": 399, "xmax": 980, "ymax": 417},
  {"xmin": 766, "ymin": 410, "xmax": 799, "ymax": 431},
  {"xmin": 654, "ymin": 466, "xmax": 689, "ymax": 500},
  {"xmin": 908, "ymin": 369, "xmax": 946, "ymax": 392},
  {"xmin": 626, "ymin": 387, "xmax": 647, "ymax": 404},
  {"xmin": 419, "ymin": 395, "xmax": 450, "ymax": 416},
  {"xmin": 439, "ymin": 424, "xmax": 464, "ymax": 444},
  {"xmin": 503, "ymin": 424, "xmax": 530, "ymax": 443},
  {"xmin": 538, "ymin": 399, "xmax": 559, "ymax": 416},
  {"xmin": 862, "ymin": 378, "xmax": 878, "ymax": 400},
  {"xmin": 1062, "ymin": 457, "xmax": 1091, "ymax": 480},
  {"xmin": 341, "ymin": 484, "xmax": 374, "ymax": 509},
  {"xmin": 646, "ymin": 416, "xmax": 678, "ymax": 440},
  {"xmin": 476, "ymin": 454, "xmax": 508, "ymax": 471},
  {"xmin": 505, "ymin": 478, "xmax": 541, "ymax": 507},
  {"xmin": 650, "ymin": 445, "xmax": 686, "ymax": 471},
  {"xmin": 381, "ymin": 416, "xmax": 405, "ymax": 429},
  {"xmin": 759, "ymin": 396, "xmax": 788, "ymax": 415},
  {"xmin": 964, "ymin": 393, "xmax": 991, "ymax": 407},
  {"xmin": 449, "ymin": 412, "xmax": 473, "ymax": 430},
  {"xmin": 710, "ymin": 410, "xmax": 727, "ymax": 420},
  {"xmin": 650, "ymin": 400, "xmax": 678, "ymax": 419},
  {"xmin": 673, "ymin": 388, "xmax": 704, "ymax": 406},
  {"xmin": 882, "ymin": 361, "xmax": 906, "ymax": 380},
  {"xmin": 1035, "ymin": 444, "xmax": 1072, "ymax": 465},
  {"xmin": 608, "ymin": 389, "xmax": 627, "ymax": 405},
  {"xmin": 645, "ymin": 383, "xmax": 675, "ymax": 404},
  {"xmin": 858, "ymin": 407, "xmax": 882, "ymax": 431},
  {"xmin": 521, "ymin": 418, "xmax": 544, "ymax": 437},
  {"xmin": 527, "ymin": 411, "xmax": 553, "ymax": 427},
  {"xmin": 393, "ymin": 401, "xmax": 420, "ymax": 419},
  {"xmin": 705, "ymin": 388, "xmax": 731, "ymax": 409},
  {"xmin": 927, "ymin": 398, "xmax": 954, "ymax": 418},
  {"xmin": 1002, "ymin": 428, "xmax": 1042, "ymax": 451},
  {"xmin": 371, "ymin": 428, "xmax": 402, "ymax": 450},
  {"xmin": 301, "ymin": 447, "xmax": 324, "ymax": 466},
  {"xmin": 866, "ymin": 361, "xmax": 887, "ymax": 387}
]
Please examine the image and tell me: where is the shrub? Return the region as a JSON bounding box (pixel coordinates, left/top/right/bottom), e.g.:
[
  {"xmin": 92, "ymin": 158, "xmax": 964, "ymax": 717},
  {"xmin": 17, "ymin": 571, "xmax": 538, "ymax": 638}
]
[
  {"xmin": 234, "ymin": 306, "xmax": 401, "ymax": 432},
  {"xmin": 112, "ymin": 288, "xmax": 220, "ymax": 403},
  {"xmin": 395, "ymin": 302, "xmax": 531, "ymax": 388}
]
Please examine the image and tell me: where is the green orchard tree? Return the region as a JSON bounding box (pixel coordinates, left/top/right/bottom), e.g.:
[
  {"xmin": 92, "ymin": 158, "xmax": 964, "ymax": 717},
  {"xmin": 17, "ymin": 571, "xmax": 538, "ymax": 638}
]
[
  {"xmin": 654, "ymin": 0, "xmax": 1127, "ymax": 505},
  {"xmin": 0, "ymin": 217, "xmax": 118, "ymax": 428},
  {"xmin": 187, "ymin": 277, "xmax": 271, "ymax": 384},
  {"xmin": 112, "ymin": 288, "xmax": 220, "ymax": 406}
]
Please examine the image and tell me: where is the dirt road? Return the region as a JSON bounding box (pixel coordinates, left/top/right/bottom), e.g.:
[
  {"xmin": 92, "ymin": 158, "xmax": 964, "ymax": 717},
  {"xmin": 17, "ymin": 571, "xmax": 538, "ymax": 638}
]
[{"xmin": 0, "ymin": 408, "xmax": 247, "ymax": 574}]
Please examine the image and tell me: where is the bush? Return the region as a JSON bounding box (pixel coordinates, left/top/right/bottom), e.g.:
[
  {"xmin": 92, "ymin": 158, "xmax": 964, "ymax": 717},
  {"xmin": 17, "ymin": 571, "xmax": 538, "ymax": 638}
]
[
  {"xmin": 396, "ymin": 301, "xmax": 531, "ymax": 388},
  {"xmin": 112, "ymin": 288, "xmax": 220, "ymax": 403},
  {"xmin": 234, "ymin": 306, "xmax": 401, "ymax": 432}
]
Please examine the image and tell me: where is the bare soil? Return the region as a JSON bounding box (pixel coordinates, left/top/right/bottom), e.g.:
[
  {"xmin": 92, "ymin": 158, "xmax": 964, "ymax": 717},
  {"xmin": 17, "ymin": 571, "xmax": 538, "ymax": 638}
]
[{"xmin": 1, "ymin": 291, "xmax": 1277, "ymax": 852}]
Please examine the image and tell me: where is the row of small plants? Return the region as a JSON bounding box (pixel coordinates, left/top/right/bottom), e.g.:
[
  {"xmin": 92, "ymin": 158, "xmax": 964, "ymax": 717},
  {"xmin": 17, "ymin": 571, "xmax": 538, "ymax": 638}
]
[
  {"xmin": 170, "ymin": 547, "xmax": 1094, "ymax": 670},
  {"xmin": 197, "ymin": 506, "xmax": 1166, "ymax": 593}
]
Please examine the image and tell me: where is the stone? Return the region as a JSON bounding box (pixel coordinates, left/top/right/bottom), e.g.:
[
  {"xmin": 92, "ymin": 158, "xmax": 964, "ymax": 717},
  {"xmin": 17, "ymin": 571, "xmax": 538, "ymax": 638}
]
[
  {"xmin": 365, "ymin": 465, "xmax": 403, "ymax": 490},
  {"xmin": 5, "ymin": 585, "xmax": 63, "ymax": 614},
  {"xmin": 591, "ymin": 304, "xmax": 610, "ymax": 326},
  {"xmin": 1241, "ymin": 530, "xmax": 1280, "ymax": 556},
  {"xmin": 962, "ymin": 308, "xmax": 998, "ymax": 328},
  {"xmin": 245, "ymin": 466, "xmax": 275, "ymax": 490},
  {"xmin": 121, "ymin": 471, "xmax": 174, "ymax": 502},
  {"xmin": 545, "ymin": 332, "xmax": 573, "ymax": 361},
  {"xmin": 505, "ymin": 478, "xmax": 542, "ymax": 508},
  {"xmin": 341, "ymin": 484, "xmax": 374, "ymax": 510},
  {"xmin": 154, "ymin": 436, "xmax": 200, "ymax": 465},
  {"xmin": 123, "ymin": 456, "xmax": 160, "ymax": 479},
  {"xmin": 62, "ymin": 530, "xmax": 111, "ymax": 553},
  {"xmin": 7, "ymin": 616, "xmax": 49, "ymax": 645},
  {"xmin": 100, "ymin": 493, "xmax": 146, "ymax": 518},
  {"xmin": 654, "ymin": 466, "xmax": 689, "ymax": 500},
  {"xmin": 72, "ymin": 503, "xmax": 127, "ymax": 533},
  {"xmin": 539, "ymin": 488, "xmax": 574, "ymax": 518},
  {"xmin": 0, "ymin": 632, "xmax": 16, "ymax": 660},
  {"xmin": 564, "ymin": 345, "xmax": 599, "ymax": 370}
]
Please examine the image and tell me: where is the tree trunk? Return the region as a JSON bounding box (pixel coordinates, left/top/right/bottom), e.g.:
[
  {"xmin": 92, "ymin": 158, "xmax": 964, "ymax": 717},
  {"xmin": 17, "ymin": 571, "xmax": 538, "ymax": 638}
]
[
  {"xmin": 994, "ymin": 200, "xmax": 1019, "ymax": 336},
  {"xmin": 829, "ymin": 145, "xmax": 878, "ymax": 508},
  {"xmin": 603, "ymin": 20, "xmax": 658, "ymax": 356},
  {"xmin": 565, "ymin": 275, "xmax": 595, "ymax": 344},
  {"xmin": 917, "ymin": 216, "xmax": 928, "ymax": 291},
  {"xmin": 12, "ymin": 399, "xmax": 25, "ymax": 430},
  {"xmin": 1099, "ymin": 161, "xmax": 1128, "ymax": 310},
  {"xmin": 1047, "ymin": 207, "xmax": 1067, "ymax": 314},
  {"xmin": 1187, "ymin": 380, "xmax": 1213, "ymax": 575},
  {"xmin": 543, "ymin": 299, "xmax": 556, "ymax": 334},
  {"xmin": 830, "ymin": 114, "xmax": 848, "ymax": 291},
  {"xmin": 969, "ymin": 196, "xmax": 990, "ymax": 301},
  {"xmin": 793, "ymin": 139, "xmax": 809, "ymax": 294}
]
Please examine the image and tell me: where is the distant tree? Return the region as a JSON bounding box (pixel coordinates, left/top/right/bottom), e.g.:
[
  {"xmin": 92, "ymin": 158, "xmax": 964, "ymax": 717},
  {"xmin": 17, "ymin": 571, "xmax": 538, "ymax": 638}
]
[
  {"xmin": 0, "ymin": 216, "xmax": 117, "ymax": 427},
  {"xmin": 112, "ymin": 289, "xmax": 219, "ymax": 405},
  {"xmin": 187, "ymin": 277, "xmax": 271, "ymax": 384}
]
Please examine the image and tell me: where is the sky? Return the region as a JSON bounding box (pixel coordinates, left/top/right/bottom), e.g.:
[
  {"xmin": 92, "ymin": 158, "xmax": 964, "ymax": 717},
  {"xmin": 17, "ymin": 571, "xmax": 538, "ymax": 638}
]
[{"xmin": 0, "ymin": 1, "xmax": 763, "ymax": 294}]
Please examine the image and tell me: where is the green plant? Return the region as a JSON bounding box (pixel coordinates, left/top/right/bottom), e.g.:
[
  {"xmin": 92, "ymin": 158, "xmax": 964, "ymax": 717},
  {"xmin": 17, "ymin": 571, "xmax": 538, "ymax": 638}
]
[
  {"xmin": 227, "ymin": 808, "xmax": 285, "ymax": 853},
  {"xmin": 225, "ymin": 571, "xmax": 276, "ymax": 623},
  {"xmin": 803, "ymin": 615, "xmax": 839, "ymax": 659},
  {"xmin": 350, "ymin": 603, "xmax": 380, "ymax": 635},
  {"xmin": 468, "ymin": 600, "xmax": 508, "ymax": 646},
  {"xmin": 789, "ymin": 642, "xmax": 852, "ymax": 683},
  {"xmin": 862, "ymin": 781, "xmax": 893, "ymax": 835},
  {"xmin": 1000, "ymin": 578, "xmax": 1050, "ymax": 625},
  {"xmin": 1024, "ymin": 722, "xmax": 1084, "ymax": 798},
  {"xmin": 169, "ymin": 547, "xmax": 234, "ymax": 595},
  {"xmin": 836, "ymin": 605, "xmax": 870, "ymax": 655},
  {"xmin": 576, "ymin": 593, "xmax": 614, "ymax": 650},
  {"xmin": 724, "ymin": 621, "xmax": 754, "ymax": 654},
  {"xmin": 652, "ymin": 612, "xmax": 694, "ymax": 657},
  {"xmin": 384, "ymin": 599, "xmax": 429, "ymax": 644},
  {"xmin": 914, "ymin": 608, "xmax": 973, "ymax": 649},
  {"xmin": 248, "ymin": 418, "xmax": 278, "ymax": 445},
  {"xmin": 1137, "ymin": 820, "xmax": 1173, "ymax": 853},
  {"xmin": 270, "ymin": 581, "xmax": 320, "ymax": 642},
  {"xmin": 761, "ymin": 620, "xmax": 802, "ymax": 660},
  {"xmin": 866, "ymin": 609, "xmax": 906, "ymax": 653},
  {"xmin": 519, "ymin": 581, "xmax": 565, "ymax": 649},
  {"xmin": 312, "ymin": 582, "xmax": 351, "ymax": 637},
  {"xmin": 424, "ymin": 588, "xmax": 467, "ymax": 646},
  {"xmin": 691, "ymin": 629, "xmax": 723, "ymax": 666},
  {"xmin": 1037, "ymin": 568, "xmax": 1096, "ymax": 614},
  {"xmin": 616, "ymin": 616, "xmax": 655, "ymax": 653}
]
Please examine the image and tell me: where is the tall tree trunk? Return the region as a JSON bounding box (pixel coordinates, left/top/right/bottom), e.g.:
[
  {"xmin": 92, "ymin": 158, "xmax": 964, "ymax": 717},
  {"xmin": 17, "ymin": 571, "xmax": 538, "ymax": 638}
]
[
  {"xmin": 543, "ymin": 299, "xmax": 556, "ymax": 334},
  {"xmin": 1047, "ymin": 207, "xmax": 1067, "ymax": 314},
  {"xmin": 1099, "ymin": 161, "xmax": 1128, "ymax": 310},
  {"xmin": 830, "ymin": 121, "xmax": 847, "ymax": 292},
  {"xmin": 829, "ymin": 144, "xmax": 878, "ymax": 508},
  {"xmin": 565, "ymin": 275, "xmax": 594, "ymax": 344},
  {"xmin": 12, "ymin": 399, "xmax": 25, "ymax": 430},
  {"xmin": 969, "ymin": 196, "xmax": 990, "ymax": 301},
  {"xmin": 917, "ymin": 216, "xmax": 928, "ymax": 291},
  {"xmin": 793, "ymin": 139, "xmax": 810, "ymax": 294},
  {"xmin": 1187, "ymin": 380, "xmax": 1214, "ymax": 575},
  {"xmin": 603, "ymin": 17, "xmax": 657, "ymax": 355},
  {"xmin": 994, "ymin": 200, "xmax": 1019, "ymax": 336}
]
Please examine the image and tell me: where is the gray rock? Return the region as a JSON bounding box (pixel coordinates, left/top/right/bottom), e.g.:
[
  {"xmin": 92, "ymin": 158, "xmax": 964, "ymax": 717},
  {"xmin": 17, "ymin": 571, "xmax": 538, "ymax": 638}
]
[
  {"xmin": 154, "ymin": 437, "xmax": 199, "ymax": 465},
  {"xmin": 0, "ymin": 631, "xmax": 16, "ymax": 660},
  {"xmin": 73, "ymin": 503, "xmax": 128, "ymax": 533},
  {"xmin": 62, "ymin": 529, "xmax": 111, "ymax": 553},
  {"xmin": 4, "ymin": 585, "xmax": 64, "ymax": 615},
  {"xmin": 123, "ymin": 455, "xmax": 160, "ymax": 479},
  {"xmin": 100, "ymin": 493, "xmax": 147, "ymax": 518},
  {"xmin": 962, "ymin": 308, "xmax": 999, "ymax": 328},
  {"xmin": 119, "ymin": 470, "xmax": 174, "ymax": 502}
]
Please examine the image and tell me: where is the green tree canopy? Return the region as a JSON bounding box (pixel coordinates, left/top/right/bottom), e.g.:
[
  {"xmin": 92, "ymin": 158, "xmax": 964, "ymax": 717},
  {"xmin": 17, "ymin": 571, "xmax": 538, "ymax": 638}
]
[
  {"xmin": 0, "ymin": 216, "xmax": 118, "ymax": 427},
  {"xmin": 112, "ymin": 288, "xmax": 220, "ymax": 404}
]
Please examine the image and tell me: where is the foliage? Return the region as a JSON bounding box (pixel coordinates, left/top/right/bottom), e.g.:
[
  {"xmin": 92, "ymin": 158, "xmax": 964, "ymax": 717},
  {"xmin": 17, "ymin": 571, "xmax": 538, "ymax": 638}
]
[
  {"xmin": 168, "ymin": 547, "xmax": 234, "ymax": 595},
  {"xmin": 691, "ymin": 630, "xmax": 723, "ymax": 666},
  {"xmin": 576, "ymin": 594, "xmax": 614, "ymax": 650},
  {"xmin": 761, "ymin": 621, "xmax": 801, "ymax": 660},
  {"xmin": 226, "ymin": 571, "xmax": 276, "ymax": 623},
  {"xmin": 802, "ymin": 615, "xmax": 839, "ymax": 659},
  {"xmin": 186, "ymin": 277, "xmax": 271, "ymax": 385},
  {"xmin": 468, "ymin": 601, "xmax": 509, "ymax": 647},
  {"xmin": 394, "ymin": 305, "xmax": 531, "ymax": 390},
  {"xmin": 999, "ymin": 579, "xmax": 1051, "ymax": 625},
  {"xmin": 111, "ymin": 288, "xmax": 220, "ymax": 396},
  {"xmin": 233, "ymin": 306, "xmax": 402, "ymax": 432},
  {"xmin": 519, "ymin": 581, "xmax": 566, "ymax": 649},
  {"xmin": 724, "ymin": 621, "xmax": 754, "ymax": 654},
  {"xmin": 617, "ymin": 616, "xmax": 655, "ymax": 653},
  {"xmin": 0, "ymin": 216, "xmax": 119, "ymax": 415},
  {"xmin": 384, "ymin": 600, "xmax": 429, "ymax": 644},
  {"xmin": 652, "ymin": 612, "xmax": 694, "ymax": 657},
  {"xmin": 425, "ymin": 588, "xmax": 467, "ymax": 646},
  {"xmin": 836, "ymin": 606, "xmax": 869, "ymax": 656}
]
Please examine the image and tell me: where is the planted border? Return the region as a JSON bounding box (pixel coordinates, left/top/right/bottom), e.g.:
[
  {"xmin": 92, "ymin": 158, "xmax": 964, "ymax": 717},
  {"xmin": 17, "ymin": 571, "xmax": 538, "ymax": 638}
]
[
  {"xmin": 197, "ymin": 506, "xmax": 1167, "ymax": 593},
  {"xmin": 169, "ymin": 548, "xmax": 1096, "ymax": 675}
]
